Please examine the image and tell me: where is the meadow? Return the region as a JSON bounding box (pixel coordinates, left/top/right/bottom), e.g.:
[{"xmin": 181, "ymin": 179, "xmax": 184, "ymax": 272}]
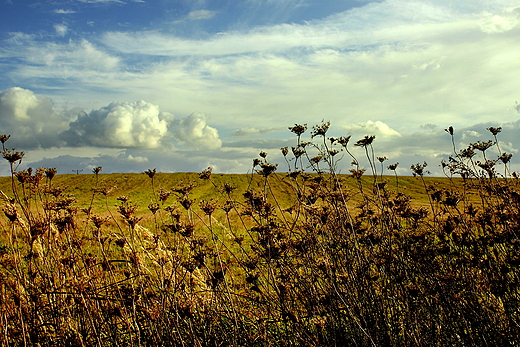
[{"xmin": 0, "ymin": 123, "xmax": 518, "ymax": 346}]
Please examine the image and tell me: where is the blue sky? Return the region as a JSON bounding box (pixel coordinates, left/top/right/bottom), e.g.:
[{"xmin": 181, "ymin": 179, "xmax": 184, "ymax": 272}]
[{"xmin": 1, "ymin": 0, "xmax": 520, "ymax": 176}]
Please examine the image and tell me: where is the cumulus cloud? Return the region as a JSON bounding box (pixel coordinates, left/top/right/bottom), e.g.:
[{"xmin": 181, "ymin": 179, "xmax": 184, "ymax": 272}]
[
  {"xmin": 0, "ymin": 88, "xmax": 224, "ymax": 152},
  {"xmin": 173, "ymin": 112, "xmax": 222, "ymax": 150},
  {"xmin": 343, "ymin": 120, "xmax": 401, "ymax": 138},
  {"xmin": 0, "ymin": 87, "xmax": 69, "ymax": 148},
  {"xmin": 480, "ymin": 8, "xmax": 520, "ymax": 33},
  {"xmin": 61, "ymin": 100, "xmax": 173, "ymax": 148},
  {"xmin": 126, "ymin": 154, "xmax": 148, "ymax": 163}
]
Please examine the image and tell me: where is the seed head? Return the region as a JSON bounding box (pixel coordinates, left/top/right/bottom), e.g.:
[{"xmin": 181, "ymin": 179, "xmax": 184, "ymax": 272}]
[
  {"xmin": 288, "ymin": 124, "xmax": 307, "ymax": 136},
  {"xmin": 0, "ymin": 135, "xmax": 10, "ymax": 144},
  {"xmin": 387, "ymin": 163, "xmax": 399, "ymax": 171},
  {"xmin": 471, "ymin": 140, "xmax": 494, "ymax": 152},
  {"xmin": 2, "ymin": 149, "xmax": 24, "ymax": 164},
  {"xmin": 411, "ymin": 162, "xmax": 429, "ymax": 177},
  {"xmin": 354, "ymin": 135, "xmax": 375, "ymax": 147},
  {"xmin": 487, "ymin": 127, "xmax": 502, "ymax": 136},
  {"xmin": 144, "ymin": 168, "xmax": 156, "ymax": 179},
  {"xmin": 311, "ymin": 121, "xmax": 330, "ymax": 138},
  {"xmin": 199, "ymin": 167, "xmax": 212, "ymax": 179},
  {"xmin": 499, "ymin": 152, "xmax": 513, "ymax": 164}
]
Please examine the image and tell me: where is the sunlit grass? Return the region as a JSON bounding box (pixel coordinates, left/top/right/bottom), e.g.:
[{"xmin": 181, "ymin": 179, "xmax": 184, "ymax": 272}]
[{"xmin": 0, "ymin": 123, "xmax": 517, "ymax": 346}]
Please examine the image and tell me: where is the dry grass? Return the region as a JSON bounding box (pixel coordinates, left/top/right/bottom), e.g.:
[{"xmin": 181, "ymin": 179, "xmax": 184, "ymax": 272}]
[{"xmin": 0, "ymin": 124, "xmax": 518, "ymax": 346}]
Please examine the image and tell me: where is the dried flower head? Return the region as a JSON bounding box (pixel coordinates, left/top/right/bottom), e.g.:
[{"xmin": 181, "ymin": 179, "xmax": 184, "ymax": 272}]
[
  {"xmin": 199, "ymin": 167, "xmax": 212, "ymax": 179},
  {"xmin": 158, "ymin": 189, "xmax": 171, "ymax": 204},
  {"xmin": 0, "ymin": 135, "xmax": 10, "ymax": 144},
  {"xmin": 45, "ymin": 167, "xmax": 57, "ymax": 180},
  {"xmin": 291, "ymin": 147, "xmax": 305, "ymax": 159},
  {"xmin": 445, "ymin": 126, "xmax": 454, "ymax": 136},
  {"xmin": 221, "ymin": 182, "xmax": 236, "ymax": 194},
  {"xmin": 499, "ymin": 152, "xmax": 513, "ymax": 164},
  {"xmin": 288, "ymin": 124, "xmax": 307, "ymax": 136},
  {"xmin": 354, "ymin": 135, "xmax": 375, "ymax": 147},
  {"xmin": 257, "ymin": 163, "xmax": 278, "ymax": 177},
  {"xmin": 387, "ymin": 163, "xmax": 399, "ymax": 171},
  {"xmin": 148, "ymin": 203, "xmax": 160, "ymax": 214},
  {"xmin": 200, "ymin": 199, "xmax": 218, "ymax": 216},
  {"xmin": 471, "ymin": 140, "xmax": 494, "ymax": 152},
  {"xmin": 2, "ymin": 148, "xmax": 24, "ymax": 164},
  {"xmin": 144, "ymin": 168, "xmax": 156, "ymax": 179},
  {"xmin": 311, "ymin": 121, "xmax": 330, "ymax": 138},
  {"xmin": 336, "ymin": 136, "xmax": 351, "ymax": 147},
  {"xmin": 411, "ymin": 162, "xmax": 429, "ymax": 177},
  {"xmin": 92, "ymin": 166, "xmax": 102, "ymax": 175},
  {"xmin": 459, "ymin": 146, "xmax": 475, "ymax": 159},
  {"xmin": 487, "ymin": 127, "xmax": 502, "ymax": 136},
  {"xmin": 350, "ymin": 168, "xmax": 366, "ymax": 179},
  {"xmin": 280, "ymin": 147, "xmax": 289, "ymax": 157}
]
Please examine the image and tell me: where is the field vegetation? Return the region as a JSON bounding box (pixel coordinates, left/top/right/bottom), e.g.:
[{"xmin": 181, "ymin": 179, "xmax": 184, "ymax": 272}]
[{"xmin": 0, "ymin": 123, "xmax": 518, "ymax": 346}]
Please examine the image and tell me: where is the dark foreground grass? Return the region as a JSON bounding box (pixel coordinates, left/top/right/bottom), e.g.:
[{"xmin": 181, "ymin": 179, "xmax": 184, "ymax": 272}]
[{"xmin": 0, "ymin": 125, "xmax": 518, "ymax": 346}]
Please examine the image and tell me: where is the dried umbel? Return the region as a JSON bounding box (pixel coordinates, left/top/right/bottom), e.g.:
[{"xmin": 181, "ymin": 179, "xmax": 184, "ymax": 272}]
[
  {"xmin": 311, "ymin": 121, "xmax": 330, "ymax": 138},
  {"xmin": 200, "ymin": 199, "xmax": 217, "ymax": 216},
  {"xmin": 487, "ymin": 126, "xmax": 502, "ymax": 136},
  {"xmin": 350, "ymin": 168, "xmax": 366, "ymax": 179},
  {"xmin": 288, "ymin": 124, "xmax": 307, "ymax": 136},
  {"xmin": 355, "ymin": 135, "xmax": 375, "ymax": 147},
  {"xmin": 148, "ymin": 203, "xmax": 160, "ymax": 215},
  {"xmin": 411, "ymin": 162, "xmax": 429, "ymax": 177},
  {"xmin": 387, "ymin": 163, "xmax": 399, "ymax": 171},
  {"xmin": 144, "ymin": 168, "xmax": 156, "ymax": 179},
  {"xmin": 471, "ymin": 140, "xmax": 494, "ymax": 152},
  {"xmin": 90, "ymin": 215, "xmax": 109, "ymax": 229},
  {"xmin": 44, "ymin": 167, "xmax": 57, "ymax": 181},
  {"xmin": 0, "ymin": 134, "xmax": 11, "ymax": 145},
  {"xmin": 2, "ymin": 148, "xmax": 24, "ymax": 164},
  {"xmin": 3, "ymin": 203, "xmax": 18, "ymax": 222},
  {"xmin": 257, "ymin": 162, "xmax": 278, "ymax": 177},
  {"xmin": 199, "ymin": 167, "xmax": 212, "ymax": 180},
  {"xmin": 499, "ymin": 152, "xmax": 513, "ymax": 164}
]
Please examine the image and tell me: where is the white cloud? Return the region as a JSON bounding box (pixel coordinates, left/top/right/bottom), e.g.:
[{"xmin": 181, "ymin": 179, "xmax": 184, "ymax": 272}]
[
  {"xmin": 126, "ymin": 154, "xmax": 149, "ymax": 162},
  {"xmin": 343, "ymin": 121, "xmax": 402, "ymax": 138},
  {"xmin": 61, "ymin": 100, "xmax": 173, "ymax": 148},
  {"xmin": 187, "ymin": 10, "xmax": 217, "ymax": 21},
  {"xmin": 54, "ymin": 9, "xmax": 76, "ymax": 14},
  {"xmin": 54, "ymin": 24, "xmax": 68, "ymax": 37},
  {"xmin": 461, "ymin": 130, "xmax": 482, "ymax": 140},
  {"xmin": 174, "ymin": 112, "xmax": 222, "ymax": 150},
  {"xmin": 231, "ymin": 127, "xmax": 281, "ymax": 137},
  {"xmin": 480, "ymin": 8, "xmax": 520, "ymax": 33},
  {"xmin": 0, "ymin": 87, "xmax": 69, "ymax": 148}
]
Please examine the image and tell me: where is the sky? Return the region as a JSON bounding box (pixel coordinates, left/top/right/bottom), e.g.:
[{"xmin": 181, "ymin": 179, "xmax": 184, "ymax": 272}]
[{"xmin": 1, "ymin": 0, "xmax": 520, "ymax": 176}]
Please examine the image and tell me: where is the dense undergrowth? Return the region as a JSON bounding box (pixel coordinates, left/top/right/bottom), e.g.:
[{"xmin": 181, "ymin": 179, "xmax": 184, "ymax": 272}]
[{"xmin": 0, "ymin": 124, "xmax": 518, "ymax": 346}]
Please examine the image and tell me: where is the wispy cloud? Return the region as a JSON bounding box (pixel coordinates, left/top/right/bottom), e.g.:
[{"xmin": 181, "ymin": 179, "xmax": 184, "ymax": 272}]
[
  {"xmin": 2, "ymin": 0, "xmax": 520, "ymax": 175},
  {"xmin": 54, "ymin": 24, "xmax": 68, "ymax": 37},
  {"xmin": 187, "ymin": 10, "xmax": 217, "ymax": 21},
  {"xmin": 54, "ymin": 9, "xmax": 76, "ymax": 14}
]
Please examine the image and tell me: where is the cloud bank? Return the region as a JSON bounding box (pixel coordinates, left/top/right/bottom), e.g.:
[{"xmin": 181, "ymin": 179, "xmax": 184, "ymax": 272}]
[{"xmin": 0, "ymin": 87, "xmax": 221, "ymax": 152}]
